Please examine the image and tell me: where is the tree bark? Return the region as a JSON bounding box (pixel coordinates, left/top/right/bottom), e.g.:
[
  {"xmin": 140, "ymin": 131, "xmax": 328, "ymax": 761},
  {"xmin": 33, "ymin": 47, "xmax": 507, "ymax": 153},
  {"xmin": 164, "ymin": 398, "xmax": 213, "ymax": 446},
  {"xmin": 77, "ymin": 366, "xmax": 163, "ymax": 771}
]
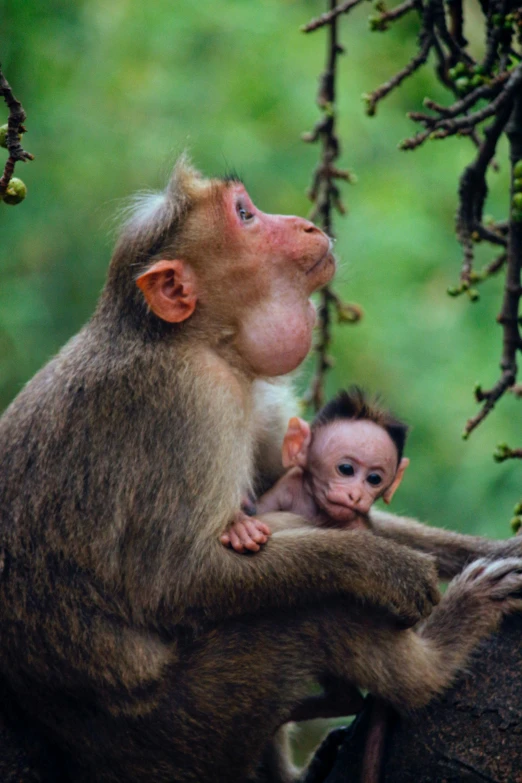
[{"xmin": 304, "ymin": 615, "xmax": 522, "ymax": 783}]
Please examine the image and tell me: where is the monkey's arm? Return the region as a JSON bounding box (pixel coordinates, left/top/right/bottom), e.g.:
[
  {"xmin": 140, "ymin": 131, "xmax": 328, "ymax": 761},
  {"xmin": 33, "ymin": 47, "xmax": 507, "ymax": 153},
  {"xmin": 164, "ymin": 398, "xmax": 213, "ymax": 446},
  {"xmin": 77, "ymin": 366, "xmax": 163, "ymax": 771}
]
[
  {"xmin": 369, "ymin": 509, "xmax": 521, "ymax": 579},
  {"xmin": 256, "ymin": 472, "xmax": 297, "ymax": 514},
  {"xmin": 173, "ymin": 519, "xmax": 439, "ymax": 629},
  {"xmin": 220, "ymin": 511, "xmax": 271, "ymax": 553},
  {"xmin": 220, "ymin": 476, "xmax": 298, "ymax": 552}
]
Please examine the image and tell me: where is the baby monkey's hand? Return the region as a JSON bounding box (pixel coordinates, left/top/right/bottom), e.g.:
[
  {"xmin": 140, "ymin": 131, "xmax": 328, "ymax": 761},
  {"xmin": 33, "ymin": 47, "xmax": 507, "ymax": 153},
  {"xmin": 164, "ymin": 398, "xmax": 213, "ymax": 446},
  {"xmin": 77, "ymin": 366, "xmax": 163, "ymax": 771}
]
[{"xmin": 220, "ymin": 511, "xmax": 272, "ymax": 553}]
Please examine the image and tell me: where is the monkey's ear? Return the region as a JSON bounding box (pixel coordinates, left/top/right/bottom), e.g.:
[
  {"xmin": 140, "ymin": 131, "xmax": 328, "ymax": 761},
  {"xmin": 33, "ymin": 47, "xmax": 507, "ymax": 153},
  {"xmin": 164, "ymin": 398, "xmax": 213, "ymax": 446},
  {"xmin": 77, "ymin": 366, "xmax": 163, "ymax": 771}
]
[
  {"xmin": 382, "ymin": 457, "xmax": 409, "ymax": 505},
  {"xmin": 136, "ymin": 260, "xmax": 198, "ymax": 323},
  {"xmin": 282, "ymin": 417, "xmax": 311, "ymax": 469}
]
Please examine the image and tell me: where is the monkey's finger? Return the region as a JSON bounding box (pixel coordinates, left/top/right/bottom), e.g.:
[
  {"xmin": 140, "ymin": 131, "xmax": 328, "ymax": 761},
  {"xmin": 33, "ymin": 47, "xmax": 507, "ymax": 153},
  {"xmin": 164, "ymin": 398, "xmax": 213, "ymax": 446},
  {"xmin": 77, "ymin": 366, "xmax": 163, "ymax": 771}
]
[
  {"xmin": 228, "ymin": 528, "xmax": 246, "ymax": 553},
  {"xmin": 253, "ymin": 520, "xmax": 272, "ymax": 536},
  {"xmin": 244, "ymin": 519, "xmax": 269, "ymax": 543},
  {"xmin": 219, "ymin": 533, "xmax": 231, "ymax": 546},
  {"xmin": 233, "ymin": 523, "xmax": 262, "ymax": 552},
  {"xmin": 237, "ymin": 528, "xmax": 262, "ymax": 552}
]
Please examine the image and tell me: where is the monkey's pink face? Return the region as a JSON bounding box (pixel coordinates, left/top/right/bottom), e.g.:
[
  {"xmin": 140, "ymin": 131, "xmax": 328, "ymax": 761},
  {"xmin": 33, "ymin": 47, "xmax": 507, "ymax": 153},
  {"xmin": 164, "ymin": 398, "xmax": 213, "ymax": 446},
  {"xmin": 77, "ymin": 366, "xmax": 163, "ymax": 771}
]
[
  {"xmin": 306, "ymin": 420, "xmax": 400, "ymax": 522},
  {"xmin": 221, "ymin": 184, "xmax": 336, "ymax": 376}
]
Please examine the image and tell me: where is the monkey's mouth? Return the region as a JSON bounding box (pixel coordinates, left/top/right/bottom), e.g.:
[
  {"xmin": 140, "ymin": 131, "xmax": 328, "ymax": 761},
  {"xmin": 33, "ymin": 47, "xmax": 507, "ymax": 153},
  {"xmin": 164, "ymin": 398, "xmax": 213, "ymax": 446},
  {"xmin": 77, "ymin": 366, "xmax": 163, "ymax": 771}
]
[
  {"xmin": 319, "ymin": 497, "xmax": 360, "ymax": 522},
  {"xmin": 306, "ymin": 249, "xmax": 336, "ymax": 281}
]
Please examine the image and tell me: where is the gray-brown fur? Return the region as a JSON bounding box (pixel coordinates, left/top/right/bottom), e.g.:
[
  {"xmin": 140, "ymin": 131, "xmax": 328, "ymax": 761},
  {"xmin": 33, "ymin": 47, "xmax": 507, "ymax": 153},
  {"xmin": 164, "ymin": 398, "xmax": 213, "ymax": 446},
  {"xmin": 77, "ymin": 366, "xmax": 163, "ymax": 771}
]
[{"xmin": 1, "ymin": 159, "xmax": 522, "ymax": 782}]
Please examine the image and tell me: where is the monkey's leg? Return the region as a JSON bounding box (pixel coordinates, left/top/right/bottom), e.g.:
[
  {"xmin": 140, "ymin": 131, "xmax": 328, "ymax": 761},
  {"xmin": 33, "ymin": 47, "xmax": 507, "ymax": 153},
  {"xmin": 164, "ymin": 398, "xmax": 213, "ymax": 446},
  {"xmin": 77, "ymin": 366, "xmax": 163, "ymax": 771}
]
[
  {"xmin": 370, "ymin": 509, "xmax": 522, "ymax": 578},
  {"xmin": 327, "ymin": 558, "xmax": 522, "ymax": 711},
  {"xmin": 35, "ymin": 560, "xmax": 522, "ymax": 783}
]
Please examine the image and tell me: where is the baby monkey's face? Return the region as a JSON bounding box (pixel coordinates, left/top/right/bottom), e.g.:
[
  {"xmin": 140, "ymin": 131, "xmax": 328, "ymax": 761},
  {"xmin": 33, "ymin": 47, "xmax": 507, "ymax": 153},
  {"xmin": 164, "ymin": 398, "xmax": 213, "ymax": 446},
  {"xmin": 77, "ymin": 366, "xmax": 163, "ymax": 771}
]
[{"xmin": 306, "ymin": 420, "xmax": 402, "ymax": 523}]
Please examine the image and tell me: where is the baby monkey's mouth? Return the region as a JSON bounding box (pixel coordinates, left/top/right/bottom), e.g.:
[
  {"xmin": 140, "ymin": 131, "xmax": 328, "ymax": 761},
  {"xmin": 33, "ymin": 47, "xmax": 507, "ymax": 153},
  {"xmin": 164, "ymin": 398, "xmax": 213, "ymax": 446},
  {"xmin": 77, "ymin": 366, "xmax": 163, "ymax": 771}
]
[{"xmin": 320, "ymin": 497, "xmax": 360, "ymax": 522}]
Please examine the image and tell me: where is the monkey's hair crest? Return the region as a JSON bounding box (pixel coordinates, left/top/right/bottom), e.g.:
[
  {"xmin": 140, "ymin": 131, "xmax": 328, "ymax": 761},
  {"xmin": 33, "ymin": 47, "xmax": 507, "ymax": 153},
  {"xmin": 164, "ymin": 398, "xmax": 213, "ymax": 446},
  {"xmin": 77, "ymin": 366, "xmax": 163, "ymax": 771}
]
[
  {"xmin": 313, "ymin": 386, "xmax": 409, "ymax": 462},
  {"xmin": 95, "ymin": 155, "xmax": 211, "ymax": 334},
  {"xmin": 115, "ymin": 155, "xmax": 201, "ymax": 272}
]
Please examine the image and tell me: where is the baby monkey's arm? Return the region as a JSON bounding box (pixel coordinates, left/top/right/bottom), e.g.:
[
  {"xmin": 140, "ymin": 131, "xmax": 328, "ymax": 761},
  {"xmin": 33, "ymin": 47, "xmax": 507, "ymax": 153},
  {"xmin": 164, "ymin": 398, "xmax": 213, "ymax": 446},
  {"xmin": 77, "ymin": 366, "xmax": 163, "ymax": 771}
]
[
  {"xmin": 219, "ymin": 510, "xmax": 272, "ymax": 553},
  {"xmin": 220, "ymin": 473, "xmax": 298, "ymax": 553}
]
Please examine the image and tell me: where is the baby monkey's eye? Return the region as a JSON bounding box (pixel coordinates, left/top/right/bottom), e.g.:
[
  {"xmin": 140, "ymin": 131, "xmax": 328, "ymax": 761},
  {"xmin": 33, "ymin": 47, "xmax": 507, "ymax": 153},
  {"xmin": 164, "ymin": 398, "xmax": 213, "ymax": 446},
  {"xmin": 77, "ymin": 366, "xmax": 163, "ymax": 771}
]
[
  {"xmin": 338, "ymin": 464, "xmax": 355, "ymax": 477},
  {"xmin": 367, "ymin": 473, "xmax": 382, "ymax": 487}
]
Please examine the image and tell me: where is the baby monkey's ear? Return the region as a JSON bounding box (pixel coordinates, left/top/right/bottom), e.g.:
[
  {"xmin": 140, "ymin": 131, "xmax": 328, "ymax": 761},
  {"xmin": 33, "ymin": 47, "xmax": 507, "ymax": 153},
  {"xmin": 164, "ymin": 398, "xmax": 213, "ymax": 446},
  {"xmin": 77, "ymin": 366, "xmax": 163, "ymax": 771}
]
[
  {"xmin": 382, "ymin": 457, "xmax": 410, "ymax": 505},
  {"xmin": 282, "ymin": 417, "xmax": 312, "ymax": 469}
]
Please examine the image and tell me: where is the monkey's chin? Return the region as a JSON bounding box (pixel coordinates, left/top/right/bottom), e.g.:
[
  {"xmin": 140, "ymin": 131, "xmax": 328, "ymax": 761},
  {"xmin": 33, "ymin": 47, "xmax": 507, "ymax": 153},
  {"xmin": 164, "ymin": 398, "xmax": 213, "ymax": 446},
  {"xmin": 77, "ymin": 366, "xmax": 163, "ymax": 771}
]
[
  {"xmin": 321, "ymin": 502, "xmax": 360, "ymax": 524},
  {"xmin": 308, "ymin": 251, "xmax": 336, "ymax": 291}
]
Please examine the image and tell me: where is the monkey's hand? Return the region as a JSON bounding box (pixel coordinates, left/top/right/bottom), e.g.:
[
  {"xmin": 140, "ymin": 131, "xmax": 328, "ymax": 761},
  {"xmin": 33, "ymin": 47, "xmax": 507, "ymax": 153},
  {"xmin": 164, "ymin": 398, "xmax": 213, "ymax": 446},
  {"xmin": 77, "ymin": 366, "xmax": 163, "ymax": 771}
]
[
  {"xmin": 220, "ymin": 511, "xmax": 272, "ymax": 554},
  {"xmin": 440, "ymin": 557, "xmax": 522, "ymax": 618}
]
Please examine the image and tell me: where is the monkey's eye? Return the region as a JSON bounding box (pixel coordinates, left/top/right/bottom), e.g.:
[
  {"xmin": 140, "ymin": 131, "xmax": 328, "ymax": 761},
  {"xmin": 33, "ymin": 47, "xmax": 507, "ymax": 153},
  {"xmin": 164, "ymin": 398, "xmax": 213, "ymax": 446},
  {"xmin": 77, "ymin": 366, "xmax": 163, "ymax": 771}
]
[
  {"xmin": 237, "ymin": 203, "xmax": 254, "ymax": 222},
  {"xmin": 338, "ymin": 464, "xmax": 355, "ymax": 477},
  {"xmin": 367, "ymin": 473, "xmax": 382, "ymax": 487}
]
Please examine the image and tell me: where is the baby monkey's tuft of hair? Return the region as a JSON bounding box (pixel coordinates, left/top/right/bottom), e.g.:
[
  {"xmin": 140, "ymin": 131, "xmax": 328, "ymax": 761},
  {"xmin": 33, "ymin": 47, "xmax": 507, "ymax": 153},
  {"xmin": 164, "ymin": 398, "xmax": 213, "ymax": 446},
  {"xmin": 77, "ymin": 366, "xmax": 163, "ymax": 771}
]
[{"xmin": 312, "ymin": 385, "xmax": 409, "ymax": 462}]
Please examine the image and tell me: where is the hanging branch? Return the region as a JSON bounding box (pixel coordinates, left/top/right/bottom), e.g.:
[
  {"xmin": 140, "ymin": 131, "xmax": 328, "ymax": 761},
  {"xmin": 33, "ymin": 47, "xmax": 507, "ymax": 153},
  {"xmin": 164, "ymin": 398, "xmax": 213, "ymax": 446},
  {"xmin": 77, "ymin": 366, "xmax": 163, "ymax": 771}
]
[
  {"xmin": 0, "ymin": 64, "xmax": 33, "ymax": 201},
  {"xmin": 302, "ymin": 0, "xmax": 362, "ymax": 411},
  {"xmin": 462, "ymin": 95, "xmax": 522, "ymax": 440},
  {"xmin": 302, "ymin": 0, "xmax": 522, "ymax": 506}
]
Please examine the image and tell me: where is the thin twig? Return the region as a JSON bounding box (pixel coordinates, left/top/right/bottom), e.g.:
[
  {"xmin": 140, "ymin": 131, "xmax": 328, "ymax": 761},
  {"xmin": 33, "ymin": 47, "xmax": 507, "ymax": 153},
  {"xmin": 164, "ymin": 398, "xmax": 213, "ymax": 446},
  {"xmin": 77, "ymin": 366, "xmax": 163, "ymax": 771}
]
[
  {"xmin": 369, "ymin": 0, "xmax": 417, "ymax": 31},
  {"xmin": 364, "ymin": 34, "xmax": 433, "ymax": 116},
  {"xmin": 302, "ymin": 0, "xmax": 365, "ymax": 33}
]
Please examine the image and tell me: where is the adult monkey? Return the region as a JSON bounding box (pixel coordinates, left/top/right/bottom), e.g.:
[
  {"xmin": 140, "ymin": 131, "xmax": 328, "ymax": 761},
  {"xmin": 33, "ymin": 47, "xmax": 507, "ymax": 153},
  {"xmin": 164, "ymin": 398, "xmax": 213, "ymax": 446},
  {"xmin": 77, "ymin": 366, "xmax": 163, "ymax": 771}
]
[{"xmin": 1, "ymin": 158, "xmax": 522, "ymax": 783}]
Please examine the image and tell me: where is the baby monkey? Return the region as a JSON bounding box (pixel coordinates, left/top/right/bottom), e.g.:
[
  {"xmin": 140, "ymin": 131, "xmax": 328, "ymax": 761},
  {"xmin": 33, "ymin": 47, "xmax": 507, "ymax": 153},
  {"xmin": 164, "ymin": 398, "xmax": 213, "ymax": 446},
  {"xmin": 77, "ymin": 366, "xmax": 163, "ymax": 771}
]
[{"xmin": 221, "ymin": 386, "xmax": 410, "ymax": 553}]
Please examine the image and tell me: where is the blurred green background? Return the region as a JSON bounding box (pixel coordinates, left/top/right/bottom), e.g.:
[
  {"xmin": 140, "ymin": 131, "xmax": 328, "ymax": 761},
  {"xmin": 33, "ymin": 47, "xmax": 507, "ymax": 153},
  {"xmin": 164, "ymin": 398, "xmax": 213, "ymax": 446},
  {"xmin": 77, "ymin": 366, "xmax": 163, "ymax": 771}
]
[{"xmin": 1, "ymin": 1, "xmax": 520, "ymax": 536}]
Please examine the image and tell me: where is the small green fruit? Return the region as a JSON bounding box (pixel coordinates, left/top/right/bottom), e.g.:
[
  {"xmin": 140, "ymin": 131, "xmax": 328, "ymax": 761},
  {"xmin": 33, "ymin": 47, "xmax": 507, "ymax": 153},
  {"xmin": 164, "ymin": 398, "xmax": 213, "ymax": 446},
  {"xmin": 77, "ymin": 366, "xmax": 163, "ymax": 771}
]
[
  {"xmin": 0, "ymin": 124, "xmax": 22, "ymax": 149},
  {"xmin": 514, "ymin": 160, "xmax": 522, "ymax": 178},
  {"xmin": 362, "ymin": 94, "xmax": 376, "ymax": 117},
  {"xmin": 513, "ymin": 178, "xmax": 522, "ymax": 192},
  {"xmin": 512, "ymin": 208, "xmax": 522, "ymax": 223},
  {"xmin": 2, "ymin": 177, "xmax": 27, "ymax": 205},
  {"xmin": 455, "ymin": 77, "xmax": 470, "ymax": 93},
  {"xmin": 511, "ymin": 516, "xmax": 522, "ymax": 534},
  {"xmin": 513, "ymin": 193, "xmax": 522, "ymax": 210},
  {"xmin": 454, "ymin": 62, "xmax": 467, "ymax": 76},
  {"xmin": 369, "ymin": 15, "xmax": 387, "ymax": 30},
  {"xmin": 494, "ymin": 443, "xmax": 510, "ymax": 462},
  {"xmin": 468, "ymin": 288, "xmax": 480, "ymax": 302},
  {"xmin": 470, "ymin": 74, "xmax": 483, "ymax": 88}
]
